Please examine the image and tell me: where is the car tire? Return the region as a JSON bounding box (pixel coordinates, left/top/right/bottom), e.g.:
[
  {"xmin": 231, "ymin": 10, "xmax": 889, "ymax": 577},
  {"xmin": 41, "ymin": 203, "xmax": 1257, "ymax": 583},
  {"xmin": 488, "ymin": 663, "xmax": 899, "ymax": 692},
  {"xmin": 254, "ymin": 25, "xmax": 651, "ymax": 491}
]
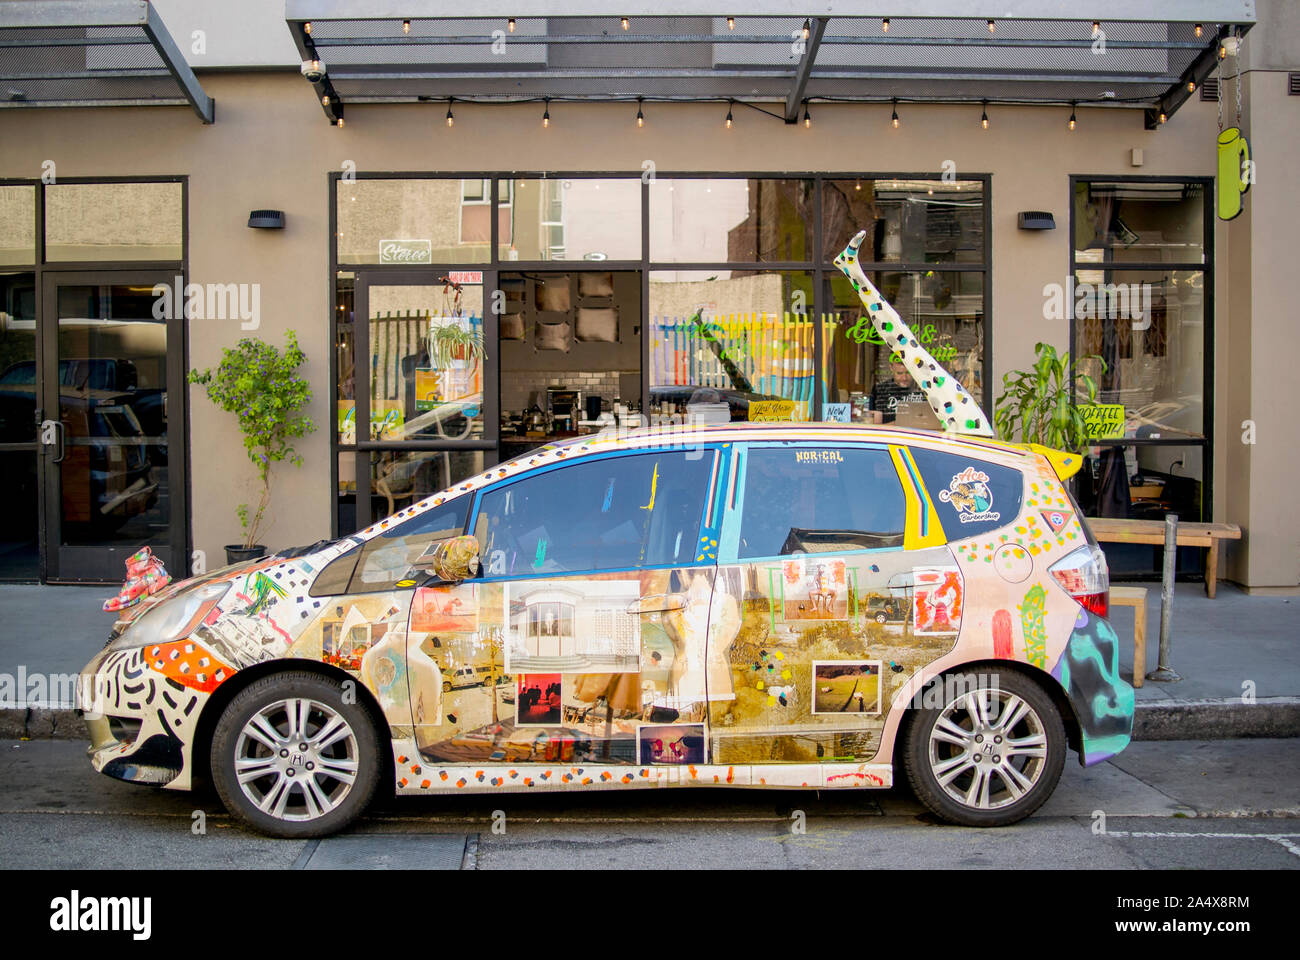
[
  {"xmin": 210, "ymin": 671, "xmax": 381, "ymax": 839},
  {"xmin": 901, "ymin": 669, "xmax": 1065, "ymax": 827},
  {"xmin": 875, "ymin": 611, "xmax": 889, "ymax": 624}
]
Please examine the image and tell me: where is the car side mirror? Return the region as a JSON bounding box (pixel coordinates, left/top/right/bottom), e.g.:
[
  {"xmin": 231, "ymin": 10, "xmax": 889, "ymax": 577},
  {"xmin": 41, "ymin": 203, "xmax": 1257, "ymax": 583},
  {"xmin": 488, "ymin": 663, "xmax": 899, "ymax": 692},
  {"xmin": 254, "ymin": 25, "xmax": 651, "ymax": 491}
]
[{"xmin": 414, "ymin": 535, "xmax": 481, "ymax": 583}]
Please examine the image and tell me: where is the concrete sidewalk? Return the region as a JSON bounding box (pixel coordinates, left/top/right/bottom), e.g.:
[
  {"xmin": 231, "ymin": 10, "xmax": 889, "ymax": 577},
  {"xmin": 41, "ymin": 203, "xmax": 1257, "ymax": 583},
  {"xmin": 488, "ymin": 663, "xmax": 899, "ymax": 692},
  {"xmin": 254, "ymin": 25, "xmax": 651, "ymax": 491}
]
[{"xmin": 0, "ymin": 579, "xmax": 1297, "ymax": 739}]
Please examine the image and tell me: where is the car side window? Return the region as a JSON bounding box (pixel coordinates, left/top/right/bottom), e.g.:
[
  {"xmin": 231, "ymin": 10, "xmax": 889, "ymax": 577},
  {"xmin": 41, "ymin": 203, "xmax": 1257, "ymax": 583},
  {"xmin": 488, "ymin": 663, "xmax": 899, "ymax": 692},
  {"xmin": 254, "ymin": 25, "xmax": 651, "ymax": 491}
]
[
  {"xmin": 474, "ymin": 450, "xmax": 714, "ymax": 576},
  {"xmin": 737, "ymin": 446, "xmax": 905, "ymax": 559},
  {"xmin": 907, "ymin": 447, "xmax": 1024, "ymax": 537},
  {"xmin": 338, "ymin": 496, "xmax": 470, "ymax": 593}
]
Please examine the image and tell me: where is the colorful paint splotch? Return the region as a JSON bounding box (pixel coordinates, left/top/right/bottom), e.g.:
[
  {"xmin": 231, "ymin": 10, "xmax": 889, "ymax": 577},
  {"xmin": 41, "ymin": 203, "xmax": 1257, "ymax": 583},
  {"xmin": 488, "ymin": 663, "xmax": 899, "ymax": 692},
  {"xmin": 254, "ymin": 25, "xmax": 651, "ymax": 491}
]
[
  {"xmin": 1019, "ymin": 584, "xmax": 1049, "ymax": 668},
  {"xmin": 914, "ymin": 567, "xmax": 962, "ymax": 635}
]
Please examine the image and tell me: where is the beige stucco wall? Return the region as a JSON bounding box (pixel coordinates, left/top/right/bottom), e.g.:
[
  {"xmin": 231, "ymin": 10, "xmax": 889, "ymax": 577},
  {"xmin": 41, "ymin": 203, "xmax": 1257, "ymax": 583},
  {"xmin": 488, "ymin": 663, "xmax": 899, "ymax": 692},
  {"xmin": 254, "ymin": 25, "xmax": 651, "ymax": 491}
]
[{"xmin": 2, "ymin": 64, "xmax": 1292, "ymax": 586}]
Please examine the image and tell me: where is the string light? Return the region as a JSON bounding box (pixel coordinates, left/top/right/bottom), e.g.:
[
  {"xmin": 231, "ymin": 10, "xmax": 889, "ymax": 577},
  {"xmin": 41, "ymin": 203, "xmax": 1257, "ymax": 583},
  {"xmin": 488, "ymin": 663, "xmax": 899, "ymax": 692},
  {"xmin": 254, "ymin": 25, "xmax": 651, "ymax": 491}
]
[
  {"xmin": 1092, "ymin": 21, "xmax": 1100, "ymax": 36},
  {"xmin": 446, "ymin": 100, "xmax": 454, "ymax": 127},
  {"xmin": 727, "ymin": 17, "xmax": 735, "ymax": 30},
  {"xmin": 621, "ymin": 16, "xmax": 629, "ymax": 30},
  {"xmin": 1159, "ymin": 110, "xmax": 1167, "ymax": 124},
  {"xmin": 335, "ymin": 117, "xmax": 344, "ymax": 128},
  {"xmin": 987, "ymin": 19, "xmax": 995, "ymax": 33},
  {"xmin": 1195, "ymin": 23, "xmax": 1203, "ymax": 38},
  {"xmin": 1219, "ymin": 43, "xmax": 1227, "ymax": 59},
  {"xmin": 636, "ymin": 98, "xmax": 645, "ymax": 127},
  {"xmin": 1068, "ymin": 103, "xmax": 1077, "ymax": 130},
  {"xmin": 803, "ymin": 102, "xmax": 812, "ymax": 128},
  {"xmin": 542, "ymin": 98, "xmax": 550, "ymax": 127},
  {"xmin": 891, "ymin": 99, "xmax": 899, "ymax": 128},
  {"xmin": 981, "ymin": 101, "xmax": 989, "ymax": 129},
  {"xmin": 725, "ymin": 101, "xmax": 734, "ymax": 128},
  {"xmin": 508, "ymin": 18, "xmax": 516, "ymax": 32},
  {"xmin": 303, "ymin": 21, "xmax": 311, "ymax": 34},
  {"xmin": 321, "ymin": 94, "xmax": 330, "ymax": 105},
  {"xmin": 855, "ymin": 181, "xmax": 861, "ymax": 191},
  {"xmin": 882, "ymin": 18, "xmax": 890, "ymax": 32},
  {"xmin": 1187, "ymin": 80, "xmax": 1196, "ymax": 92},
  {"xmin": 402, "ymin": 19, "xmax": 410, "ymax": 34},
  {"xmin": 802, "ymin": 19, "xmax": 811, "ymax": 40}
]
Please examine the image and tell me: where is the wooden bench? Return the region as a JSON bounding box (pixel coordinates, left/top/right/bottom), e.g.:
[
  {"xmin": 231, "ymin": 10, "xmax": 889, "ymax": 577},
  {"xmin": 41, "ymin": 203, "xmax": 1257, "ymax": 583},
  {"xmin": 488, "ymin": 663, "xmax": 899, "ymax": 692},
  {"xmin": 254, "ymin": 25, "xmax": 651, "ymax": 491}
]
[
  {"xmin": 1109, "ymin": 586, "xmax": 1148, "ymax": 688},
  {"xmin": 1086, "ymin": 517, "xmax": 1243, "ymax": 599}
]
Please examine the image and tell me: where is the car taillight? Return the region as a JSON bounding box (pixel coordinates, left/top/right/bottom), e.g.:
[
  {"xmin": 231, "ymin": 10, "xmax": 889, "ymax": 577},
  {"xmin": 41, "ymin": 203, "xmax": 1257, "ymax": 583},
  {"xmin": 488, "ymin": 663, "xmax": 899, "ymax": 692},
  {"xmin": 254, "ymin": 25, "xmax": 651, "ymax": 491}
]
[{"xmin": 1048, "ymin": 544, "xmax": 1109, "ymax": 617}]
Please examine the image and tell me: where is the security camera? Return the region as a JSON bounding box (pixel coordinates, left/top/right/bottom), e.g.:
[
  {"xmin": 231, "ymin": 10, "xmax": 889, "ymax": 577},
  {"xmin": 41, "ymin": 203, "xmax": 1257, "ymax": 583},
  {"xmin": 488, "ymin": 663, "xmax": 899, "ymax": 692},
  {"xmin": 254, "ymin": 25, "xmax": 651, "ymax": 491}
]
[{"xmin": 300, "ymin": 59, "xmax": 326, "ymax": 82}]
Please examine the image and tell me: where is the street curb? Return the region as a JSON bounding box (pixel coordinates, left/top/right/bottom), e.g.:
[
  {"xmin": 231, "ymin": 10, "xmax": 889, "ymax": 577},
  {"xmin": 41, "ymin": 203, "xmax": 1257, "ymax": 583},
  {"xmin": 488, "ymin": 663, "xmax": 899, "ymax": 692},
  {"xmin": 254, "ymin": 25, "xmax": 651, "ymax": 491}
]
[
  {"xmin": 1133, "ymin": 697, "xmax": 1300, "ymax": 741},
  {"xmin": 5, "ymin": 697, "xmax": 1299, "ymax": 743},
  {"xmin": 0, "ymin": 707, "xmax": 85, "ymax": 741}
]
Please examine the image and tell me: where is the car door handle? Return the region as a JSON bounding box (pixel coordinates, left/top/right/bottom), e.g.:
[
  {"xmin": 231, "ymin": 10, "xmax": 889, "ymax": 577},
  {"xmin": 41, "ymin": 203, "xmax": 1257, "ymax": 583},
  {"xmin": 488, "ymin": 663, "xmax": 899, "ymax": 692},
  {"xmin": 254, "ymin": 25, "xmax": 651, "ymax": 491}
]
[{"xmin": 626, "ymin": 593, "xmax": 688, "ymax": 615}]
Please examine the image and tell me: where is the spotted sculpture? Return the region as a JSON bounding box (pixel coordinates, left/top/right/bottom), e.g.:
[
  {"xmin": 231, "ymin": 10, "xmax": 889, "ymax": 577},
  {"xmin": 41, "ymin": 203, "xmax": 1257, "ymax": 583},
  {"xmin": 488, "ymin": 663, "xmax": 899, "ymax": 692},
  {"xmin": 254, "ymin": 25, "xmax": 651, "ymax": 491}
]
[{"xmin": 833, "ymin": 230, "xmax": 994, "ymax": 437}]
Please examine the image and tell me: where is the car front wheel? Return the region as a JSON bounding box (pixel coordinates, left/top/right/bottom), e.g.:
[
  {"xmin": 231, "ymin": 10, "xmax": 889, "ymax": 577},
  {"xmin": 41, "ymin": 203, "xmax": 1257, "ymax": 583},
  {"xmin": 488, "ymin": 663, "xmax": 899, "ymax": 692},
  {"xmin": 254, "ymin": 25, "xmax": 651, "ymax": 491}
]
[
  {"xmin": 211, "ymin": 671, "xmax": 381, "ymax": 838},
  {"xmin": 902, "ymin": 670, "xmax": 1065, "ymax": 827}
]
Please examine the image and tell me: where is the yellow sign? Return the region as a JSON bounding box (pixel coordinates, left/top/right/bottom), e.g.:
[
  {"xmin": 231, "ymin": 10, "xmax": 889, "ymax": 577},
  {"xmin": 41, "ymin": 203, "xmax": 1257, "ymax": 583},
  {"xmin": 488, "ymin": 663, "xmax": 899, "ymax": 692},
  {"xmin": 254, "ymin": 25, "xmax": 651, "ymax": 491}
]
[
  {"xmin": 748, "ymin": 399, "xmax": 796, "ymax": 422},
  {"xmin": 1080, "ymin": 403, "xmax": 1125, "ymax": 440}
]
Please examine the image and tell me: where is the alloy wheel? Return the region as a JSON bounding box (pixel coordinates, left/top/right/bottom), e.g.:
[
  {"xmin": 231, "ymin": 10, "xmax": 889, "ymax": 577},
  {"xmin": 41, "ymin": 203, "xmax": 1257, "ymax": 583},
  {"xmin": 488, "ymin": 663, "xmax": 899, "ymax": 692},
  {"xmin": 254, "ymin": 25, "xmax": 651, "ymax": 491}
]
[
  {"xmin": 926, "ymin": 687, "xmax": 1049, "ymax": 811},
  {"xmin": 233, "ymin": 697, "xmax": 359, "ymax": 822}
]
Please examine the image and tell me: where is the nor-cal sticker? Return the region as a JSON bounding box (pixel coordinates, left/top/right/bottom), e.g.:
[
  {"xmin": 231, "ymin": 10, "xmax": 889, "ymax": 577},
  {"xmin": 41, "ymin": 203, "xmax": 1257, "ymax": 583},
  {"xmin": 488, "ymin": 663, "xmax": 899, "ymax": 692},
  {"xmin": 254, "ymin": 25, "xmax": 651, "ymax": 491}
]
[{"xmin": 938, "ymin": 466, "xmax": 1000, "ymax": 524}]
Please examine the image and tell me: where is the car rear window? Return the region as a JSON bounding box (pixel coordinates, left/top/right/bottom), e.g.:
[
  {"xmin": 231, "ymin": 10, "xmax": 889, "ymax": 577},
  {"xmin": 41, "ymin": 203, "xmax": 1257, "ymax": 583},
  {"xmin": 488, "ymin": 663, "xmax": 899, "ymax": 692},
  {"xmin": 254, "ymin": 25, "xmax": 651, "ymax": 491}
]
[{"xmin": 907, "ymin": 446, "xmax": 1024, "ymax": 538}]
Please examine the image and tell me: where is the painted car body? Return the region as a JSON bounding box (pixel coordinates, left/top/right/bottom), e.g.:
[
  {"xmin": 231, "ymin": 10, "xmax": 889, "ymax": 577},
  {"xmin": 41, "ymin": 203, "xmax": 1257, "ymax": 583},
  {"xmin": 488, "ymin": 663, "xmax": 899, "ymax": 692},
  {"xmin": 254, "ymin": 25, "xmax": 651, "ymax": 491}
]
[{"xmin": 77, "ymin": 422, "xmax": 1133, "ymax": 798}]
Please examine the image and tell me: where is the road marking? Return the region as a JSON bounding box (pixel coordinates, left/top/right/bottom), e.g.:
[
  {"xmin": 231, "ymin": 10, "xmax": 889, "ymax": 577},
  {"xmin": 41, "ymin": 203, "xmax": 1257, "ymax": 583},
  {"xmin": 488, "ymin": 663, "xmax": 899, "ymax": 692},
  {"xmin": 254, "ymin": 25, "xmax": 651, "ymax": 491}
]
[{"xmin": 1106, "ymin": 828, "xmax": 1300, "ymax": 859}]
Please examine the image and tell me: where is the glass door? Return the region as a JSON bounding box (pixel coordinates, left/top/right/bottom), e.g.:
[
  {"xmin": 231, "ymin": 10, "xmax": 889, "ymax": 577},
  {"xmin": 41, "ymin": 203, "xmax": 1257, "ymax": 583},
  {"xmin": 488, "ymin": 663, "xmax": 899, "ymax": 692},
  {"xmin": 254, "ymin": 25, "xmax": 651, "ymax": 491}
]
[
  {"xmin": 338, "ymin": 270, "xmax": 497, "ymax": 534},
  {"xmin": 0, "ymin": 272, "xmax": 39, "ymax": 579},
  {"xmin": 40, "ymin": 272, "xmax": 186, "ymax": 581}
]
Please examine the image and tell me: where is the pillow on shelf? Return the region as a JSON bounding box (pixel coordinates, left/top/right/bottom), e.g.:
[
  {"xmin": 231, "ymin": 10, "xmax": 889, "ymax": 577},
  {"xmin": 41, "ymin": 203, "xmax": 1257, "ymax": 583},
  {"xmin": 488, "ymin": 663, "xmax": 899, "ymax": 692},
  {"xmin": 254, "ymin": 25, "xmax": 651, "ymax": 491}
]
[
  {"xmin": 578, "ymin": 272, "xmax": 614, "ymax": 297},
  {"xmin": 535, "ymin": 319, "xmax": 571, "ymax": 352},
  {"xmin": 575, "ymin": 306, "xmax": 619, "ymax": 343},
  {"xmin": 500, "ymin": 313, "xmax": 525, "ymax": 341},
  {"xmin": 535, "ymin": 278, "xmax": 571, "ymax": 312}
]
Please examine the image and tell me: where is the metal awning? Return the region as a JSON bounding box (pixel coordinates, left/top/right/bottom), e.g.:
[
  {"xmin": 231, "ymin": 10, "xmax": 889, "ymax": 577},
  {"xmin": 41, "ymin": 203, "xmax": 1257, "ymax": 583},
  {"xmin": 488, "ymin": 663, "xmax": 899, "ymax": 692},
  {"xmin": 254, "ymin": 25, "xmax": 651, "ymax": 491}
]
[
  {"xmin": 0, "ymin": 0, "xmax": 214, "ymax": 122},
  {"xmin": 285, "ymin": 1, "xmax": 1254, "ymax": 128}
]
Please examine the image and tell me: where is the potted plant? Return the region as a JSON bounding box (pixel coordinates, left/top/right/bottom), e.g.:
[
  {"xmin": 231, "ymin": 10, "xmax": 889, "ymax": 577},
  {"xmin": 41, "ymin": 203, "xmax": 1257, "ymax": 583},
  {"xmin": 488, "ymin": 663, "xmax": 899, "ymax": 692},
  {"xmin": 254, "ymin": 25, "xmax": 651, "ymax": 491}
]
[
  {"xmin": 189, "ymin": 331, "xmax": 316, "ymax": 565},
  {"xmin": 993, "ymin": 342, "xmax": 1106, "ymax": 454}
]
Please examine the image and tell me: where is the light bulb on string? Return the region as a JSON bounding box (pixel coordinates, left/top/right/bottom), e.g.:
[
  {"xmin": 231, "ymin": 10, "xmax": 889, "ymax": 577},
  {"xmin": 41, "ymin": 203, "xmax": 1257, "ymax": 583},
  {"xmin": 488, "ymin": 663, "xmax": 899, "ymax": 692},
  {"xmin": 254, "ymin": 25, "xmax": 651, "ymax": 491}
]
[
  {"xmin": 542, "ymin": 99, "xmax": 550, "ymax": 127},
  {"xmin": 802, "ymin": 19, "xmax": 811, "ymax": 40},
  {"xmin": 402, "ymin": 19, "xmax": 410, "ymax": 34},
  {"xmin": 803, "ymin": 103, "xmax": 811, "ymax": 128},
  {"xmin": 891, "ymin": 99, "xmax": 899, "ymax": 128},
  {"xmin": 621, "ymin": 17, "xmax": 629, "ymax": 30},
  {"xmin": 1068, "ymin": 104, "xmax": 1077, "ymax": 130},
  {"xmin": 1195, "ymin": 23, "xmax": 1203, "ymax": 38},
  {"xmin": 727, "ymin": 17, "xmax": 735, "ymax": 30},
  {"xmin": 446, "ymin": 101, "xmax": 454, "ymax": 127},
  {"xmin": 725, "ymin": 101, "xmax": 734, "ymax": 128},
  {"xmin": 981, "ymin": 101, "xmax": 989, "ymax": 129},
  {"xmin": 987, "ymin": 19, "xmax": 995, "ymax": 33},
  {"xmin": 636, "ymin": 99, "xmax": 645, "ymax": 127},
  {"xmin": 882, "ymin": 18, "xmax": 890, "ymax": 32},
  {"xmin": 508, "ymin": 18, "xmax": 516, "ymax": 32}
]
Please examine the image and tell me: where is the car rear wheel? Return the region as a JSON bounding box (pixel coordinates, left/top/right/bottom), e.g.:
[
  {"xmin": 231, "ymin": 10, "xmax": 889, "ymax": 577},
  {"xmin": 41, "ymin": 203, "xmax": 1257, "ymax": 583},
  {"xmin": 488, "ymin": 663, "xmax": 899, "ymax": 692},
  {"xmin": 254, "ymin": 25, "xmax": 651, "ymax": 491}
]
[
  {"xmin": 211, "ymin": 671, "xmax": 381, "ymax": 838},
  {"xmin": 902, "ymin": 670, "xmax": 1065, "ymax": 827}
]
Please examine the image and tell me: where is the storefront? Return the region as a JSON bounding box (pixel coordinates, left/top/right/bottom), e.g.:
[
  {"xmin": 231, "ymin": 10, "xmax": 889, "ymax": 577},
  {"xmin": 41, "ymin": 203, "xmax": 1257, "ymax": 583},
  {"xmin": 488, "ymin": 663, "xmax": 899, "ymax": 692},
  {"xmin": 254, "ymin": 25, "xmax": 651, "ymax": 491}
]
[
  {"xmin": 330, "ymin": 172, "xmax": 990, "ymax": 537},
  {"xmin": 1, "ymin": 2, "xmax": 1295, "ymax": 592}
]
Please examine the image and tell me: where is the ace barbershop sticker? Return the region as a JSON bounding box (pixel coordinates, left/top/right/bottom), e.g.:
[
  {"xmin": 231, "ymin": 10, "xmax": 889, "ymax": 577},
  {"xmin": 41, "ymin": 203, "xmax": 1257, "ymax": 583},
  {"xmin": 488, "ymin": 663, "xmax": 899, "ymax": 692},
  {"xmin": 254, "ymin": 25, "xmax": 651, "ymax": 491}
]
[{"xmin": 938, "ymin": 466, "xmax": 1000, "ymax": 524}]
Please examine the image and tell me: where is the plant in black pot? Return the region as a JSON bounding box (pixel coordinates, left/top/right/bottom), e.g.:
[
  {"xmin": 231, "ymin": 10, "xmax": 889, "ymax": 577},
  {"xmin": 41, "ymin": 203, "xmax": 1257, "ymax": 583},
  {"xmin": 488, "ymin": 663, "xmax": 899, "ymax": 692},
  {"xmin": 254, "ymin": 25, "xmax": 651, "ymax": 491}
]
[{"xmin": 189, "ymin": 331, "xmax": 315, "ymax": 566}]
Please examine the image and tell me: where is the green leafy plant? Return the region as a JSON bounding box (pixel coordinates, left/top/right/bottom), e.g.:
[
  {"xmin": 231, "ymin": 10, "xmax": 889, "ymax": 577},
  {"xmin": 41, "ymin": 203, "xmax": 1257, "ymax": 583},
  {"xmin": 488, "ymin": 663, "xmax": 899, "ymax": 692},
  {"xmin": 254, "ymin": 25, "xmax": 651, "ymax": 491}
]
[
  {"xmin": 189, "ymin": 331, "xmax": 315, "ymax": 548},
  {"xmin": 994, "ymin": 342, "xmax": 1105, "ymax": 454},
  {"xmin": 428, "ymin": 321, "xmax": 485, "ymax": 369}
]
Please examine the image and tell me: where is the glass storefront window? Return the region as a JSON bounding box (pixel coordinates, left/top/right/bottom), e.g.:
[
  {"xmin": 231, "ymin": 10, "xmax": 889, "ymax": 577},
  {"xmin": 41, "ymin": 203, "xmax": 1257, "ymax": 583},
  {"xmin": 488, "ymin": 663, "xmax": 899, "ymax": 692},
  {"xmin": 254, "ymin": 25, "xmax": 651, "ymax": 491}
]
[
  {"xmin": 823, "ymin": 270, "xmax": 983, "ymax": 427},
  {"xmin": 336, "ymin": 450, "xmax": 486, "ymax": 536},
  {"xmin": 1072, "ymin": 269, "xmax": 1204, "ymax": 441},
  {"xmin": 355, "ymin": 283, "xmax": 485, "ymax": 443},
  {"xmin": 821, "ymin": 179, "xmax": 984, "ymax": 265},
  {"xmin": 1073, "ymin": 181, "xmax": 1205, "ymax": 264},
  {"xmin": 335, "ymin": 272, "xmax": 355, "ymax": 445},
  {"xmin": 45, "ymin": 182, "xmax": 182, "ymax": 261},
  {"xmin": 650, "ymin": 179, "xmax": 813, "ymax": 263},
  {"xmin": 0, "ymin": 186, "xmax": 35, "ymax": 266},
  {"xmin": 648, "ymin": 270, "xmax": 815, "ymax": 421},
  {"xmin": 500, "ymin": 178, "xmax": 641, "ymax": 261},
  {"xmin": 338, "ymin": 179, "xmax": 492, "ymax": 264}
]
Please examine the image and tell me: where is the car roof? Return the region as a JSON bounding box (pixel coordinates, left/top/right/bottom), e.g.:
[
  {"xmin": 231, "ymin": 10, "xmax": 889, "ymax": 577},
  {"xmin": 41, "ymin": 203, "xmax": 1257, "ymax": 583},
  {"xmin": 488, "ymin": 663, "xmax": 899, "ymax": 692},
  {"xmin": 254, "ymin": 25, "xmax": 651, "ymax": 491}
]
[{"xmin": 533, "ymin": 421, "xmax": 1033, "ymax": 468}]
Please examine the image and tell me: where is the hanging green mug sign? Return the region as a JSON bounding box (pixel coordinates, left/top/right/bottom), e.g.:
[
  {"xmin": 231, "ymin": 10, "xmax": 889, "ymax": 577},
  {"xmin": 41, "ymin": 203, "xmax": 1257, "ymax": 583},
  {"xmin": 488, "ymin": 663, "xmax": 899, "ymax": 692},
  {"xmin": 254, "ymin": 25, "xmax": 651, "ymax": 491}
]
[{"xmin": 1216, "ymin": 127, "xmax": 1252, "ymax": 220}]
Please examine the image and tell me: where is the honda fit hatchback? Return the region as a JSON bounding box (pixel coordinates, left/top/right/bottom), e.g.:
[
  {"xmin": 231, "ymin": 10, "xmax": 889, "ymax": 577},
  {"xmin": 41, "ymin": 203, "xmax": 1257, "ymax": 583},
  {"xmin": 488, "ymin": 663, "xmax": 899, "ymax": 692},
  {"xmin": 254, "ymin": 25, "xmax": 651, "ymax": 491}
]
[{"xmin": 77, "ymin": 423, "xmax": 1133, "ymax": 837}]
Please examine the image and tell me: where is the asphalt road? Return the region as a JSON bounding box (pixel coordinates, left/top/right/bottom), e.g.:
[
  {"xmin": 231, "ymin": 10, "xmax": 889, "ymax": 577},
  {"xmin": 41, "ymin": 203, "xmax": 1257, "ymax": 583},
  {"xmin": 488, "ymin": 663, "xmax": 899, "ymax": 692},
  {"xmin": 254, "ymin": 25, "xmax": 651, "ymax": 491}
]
[{"xmin": 2, "ymin": 738, "xmax": 1297, "ymax": 870}]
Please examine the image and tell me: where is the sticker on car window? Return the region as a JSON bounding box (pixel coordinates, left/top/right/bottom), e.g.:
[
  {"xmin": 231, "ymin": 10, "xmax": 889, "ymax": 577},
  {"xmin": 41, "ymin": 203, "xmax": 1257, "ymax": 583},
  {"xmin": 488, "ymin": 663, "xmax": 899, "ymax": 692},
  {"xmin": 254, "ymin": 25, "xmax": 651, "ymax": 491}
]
[{"xmin": 938, "ymin": 466, "xmax": 1000, "ymax": 525}]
